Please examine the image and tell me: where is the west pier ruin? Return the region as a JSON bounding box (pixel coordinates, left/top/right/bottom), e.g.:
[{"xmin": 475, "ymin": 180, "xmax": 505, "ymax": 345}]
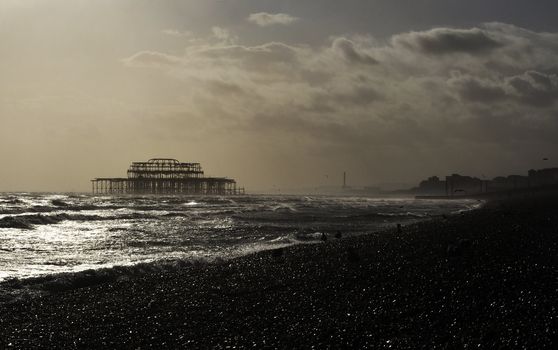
[{"xmin": 91, "ymin": 158, "xmax": 244, "ymax": 195}]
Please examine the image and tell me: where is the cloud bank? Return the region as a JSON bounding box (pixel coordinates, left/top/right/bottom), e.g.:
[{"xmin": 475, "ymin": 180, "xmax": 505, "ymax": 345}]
[{"xmin": 122, "ymin": 22, "xmax": 558, "ymax": 183}]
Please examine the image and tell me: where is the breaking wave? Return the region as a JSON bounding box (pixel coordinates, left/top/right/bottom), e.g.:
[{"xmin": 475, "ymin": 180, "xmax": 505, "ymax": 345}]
[{"xmin": 0, "ymin": 213, "xmax": 163, "ymax": 229}]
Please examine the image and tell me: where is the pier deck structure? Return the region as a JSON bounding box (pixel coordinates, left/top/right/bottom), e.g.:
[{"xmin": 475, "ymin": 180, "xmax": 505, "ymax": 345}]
[{"xmin": 91, "ymin": 158, "xmax": 244, "ymax": 195}]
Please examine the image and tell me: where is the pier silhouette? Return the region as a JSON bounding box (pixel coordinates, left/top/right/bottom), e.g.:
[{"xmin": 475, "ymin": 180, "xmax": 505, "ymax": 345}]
[{"xmin": 91, "ymin": 158, "xmax": 244, "ymax": 195}]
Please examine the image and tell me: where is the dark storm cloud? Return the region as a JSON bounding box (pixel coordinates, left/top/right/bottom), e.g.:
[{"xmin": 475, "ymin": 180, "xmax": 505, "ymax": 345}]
[
  {"xmin": 123, "ymin": 22, "xmax": 558, "ymax": 126},
  {"xmin": 394, "ymin": 28, "xmax": 502, "ymax": 55}
]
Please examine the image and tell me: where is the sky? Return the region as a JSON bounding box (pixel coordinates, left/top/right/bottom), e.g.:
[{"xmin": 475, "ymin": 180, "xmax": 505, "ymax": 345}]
[{"xmin": 1, "ymin": 0, "xmax": 558, "ymax": 192}]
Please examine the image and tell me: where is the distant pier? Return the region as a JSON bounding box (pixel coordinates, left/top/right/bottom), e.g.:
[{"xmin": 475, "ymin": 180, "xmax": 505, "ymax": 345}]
[{"xmin": 91, "ymin": 158, "xmax": 244, "ymax": 195}]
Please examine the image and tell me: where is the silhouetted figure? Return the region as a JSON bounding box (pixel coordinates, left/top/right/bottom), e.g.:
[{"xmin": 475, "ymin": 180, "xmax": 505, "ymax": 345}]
[
  {"xmin": 335, "ymin": 231, "xmax": 342, "ymax": 239},
  {"xmin": 320, "ymin": 232, "xmax": 327, "ymax": 242},
  {"xmin": 397, "ymin": 223, "xmax": 402, "ymax": 234}
]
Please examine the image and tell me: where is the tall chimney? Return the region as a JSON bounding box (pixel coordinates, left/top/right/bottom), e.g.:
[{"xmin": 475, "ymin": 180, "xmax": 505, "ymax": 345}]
[{"xmin": 343, "ymin": 171, "xmax": 346, "ymax": 188}]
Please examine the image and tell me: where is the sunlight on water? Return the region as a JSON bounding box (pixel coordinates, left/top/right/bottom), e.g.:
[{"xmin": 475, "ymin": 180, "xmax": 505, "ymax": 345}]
[{"xmin": 0, "ymin": 193, "xmax": 478, "ymax": 281}]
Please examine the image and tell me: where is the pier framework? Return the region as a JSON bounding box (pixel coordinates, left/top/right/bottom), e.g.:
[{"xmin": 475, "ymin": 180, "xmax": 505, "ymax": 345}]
[{"xmin": 91, "ymin": 158, "xmax": 244, "ymax": 195}]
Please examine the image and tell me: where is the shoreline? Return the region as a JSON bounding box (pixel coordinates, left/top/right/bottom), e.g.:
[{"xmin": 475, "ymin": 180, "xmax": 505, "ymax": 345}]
[
  {"xmin": 0, "ymin": 203, "xmax": 474, "ymax": 302},
  {"xmin": 1, "ymin": 195, "xmax": 556, "ymax": 348},
  {"xmin": 0, "ymin": 197, "xmax": 475, "ymax": 293}
]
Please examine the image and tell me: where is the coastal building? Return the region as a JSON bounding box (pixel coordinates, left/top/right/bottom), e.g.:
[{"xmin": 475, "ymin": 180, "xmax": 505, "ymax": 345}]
[
  {"xmin": 445, "ymin": 174, "xmax": 484, "ymax": 196},
  {"xmin": 415, "ymin": 167, "xmax": 558, "ymax": 198},
  {"xmin": 91, "ymin": 158, "xmax": 244, "ymax": 195},
  {"xmin": 528, "ymin": 168, "xmax": 558, "ymax": 187},
  {"xmin": 490, "ymin": 175, "xmax": 529, "ymax": 191},
  {"xmin": 417, "ymin": 176, "xmax": 446, "ymax": 196}
]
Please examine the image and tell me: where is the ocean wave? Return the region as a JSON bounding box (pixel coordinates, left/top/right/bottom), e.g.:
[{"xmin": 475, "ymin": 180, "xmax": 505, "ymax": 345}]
[
  {"xmin": 271, "ymin": 204, "xmax": 298, "ymax": 212},
  {"xmin": 0, "ymin": 212, "xmax": 167, "ymax": 229},
  {"xmin": 51, "ymin": 199, "xmax": 69, "ymax": 207},
  {"xmin": 0, "ymin": 209, "xmax": 25, "ymax": 215},
  {"xmin": 233, "ymin": 210, "xmax": 427, "ymax": 224},
  {"xmin": 0, "ymin": 197, "xmax": 24, "ymax": 205},
  {"xmin": 1, "ymin": 200, "xmax": 168, "ymax": 214},
  {"xmin": 0, "ymin": 214, "xmax": 65, "ymax": 229},
  {"xmin": 293, "ymin": 231, "xmax": 327, "ymax": 241},
  {"xmin": 348, "ymin": 211, "xmax": 428, "ymax": 219},
  {"xmin": 0, "ymin": 258, "xmax": 219, "ymax": 296}
]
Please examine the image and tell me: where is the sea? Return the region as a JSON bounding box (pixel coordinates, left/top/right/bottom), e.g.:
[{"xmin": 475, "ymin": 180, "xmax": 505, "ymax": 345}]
[{"xmin": 0, "ymin": 193, "xmax": 480, "ymax": 283}]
